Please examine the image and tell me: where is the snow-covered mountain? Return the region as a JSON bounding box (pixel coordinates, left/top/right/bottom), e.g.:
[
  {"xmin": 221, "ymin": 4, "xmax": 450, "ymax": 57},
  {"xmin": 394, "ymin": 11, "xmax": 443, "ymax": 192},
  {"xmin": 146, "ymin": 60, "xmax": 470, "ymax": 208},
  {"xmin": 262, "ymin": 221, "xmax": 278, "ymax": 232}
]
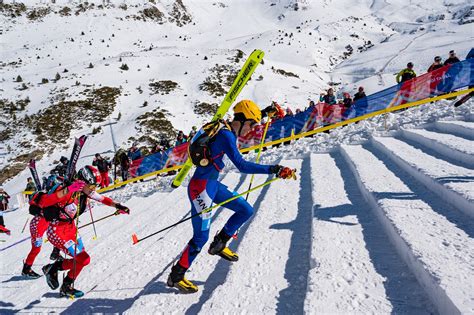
[
  {"xmin": 0, "ymin": 0, "xmax": 473, "ymax": 313},
  {"xmin": 1, "ymin": 0, "xmax": 472, "ymax": 188}
]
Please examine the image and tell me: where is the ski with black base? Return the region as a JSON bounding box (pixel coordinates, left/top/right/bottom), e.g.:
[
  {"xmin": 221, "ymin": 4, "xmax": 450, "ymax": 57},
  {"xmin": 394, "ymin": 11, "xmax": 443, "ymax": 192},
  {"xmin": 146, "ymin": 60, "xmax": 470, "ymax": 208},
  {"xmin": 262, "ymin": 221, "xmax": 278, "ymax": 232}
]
[
  {"xmin": 65, "ymin": 135, "xmax": 88, "ymax": 184},
  {"xmin": 28, "ymin": 159, "xmax": 42, "ymax": 191}
]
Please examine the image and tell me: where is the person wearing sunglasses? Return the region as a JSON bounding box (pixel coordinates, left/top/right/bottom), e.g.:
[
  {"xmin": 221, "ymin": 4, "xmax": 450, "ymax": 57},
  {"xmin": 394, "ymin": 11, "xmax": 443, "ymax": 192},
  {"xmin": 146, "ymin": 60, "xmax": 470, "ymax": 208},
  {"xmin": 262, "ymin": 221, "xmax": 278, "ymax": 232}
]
[
  {"xmin": 167, "ymin": 100, "xmax": 296, "ymax": 293},
  {"xmin": 428, "ymin": 56, "xmax": 444, "ymax": 72},
  {"xmin": 444, "ymin": 50, "xmax": 460, "ymax": 66},
  {"xmin": 39, "ymin": 165, "xmax": 130, "ymax": 298}
]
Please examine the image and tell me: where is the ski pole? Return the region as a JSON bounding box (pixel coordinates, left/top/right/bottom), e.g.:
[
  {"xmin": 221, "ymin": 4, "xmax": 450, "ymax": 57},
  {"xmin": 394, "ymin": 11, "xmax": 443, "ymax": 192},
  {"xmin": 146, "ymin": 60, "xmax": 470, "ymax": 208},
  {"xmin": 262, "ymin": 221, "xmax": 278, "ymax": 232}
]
[
  {"xmin": 87, "ymin": 202, "xmax": 98, "ymax": 240},
  {"xmin": 245, "ymin": 117, "xmax": 272, "ymax": 201},
  {"xmin": 132, "ymin": 177, "xmax": 280, "ymax": 245},
  {"xmin": 234, "ymin": 116, "xmax": 272, "ymax": 239},
  {"xmin": 78, "ymin": 212, "xmax": 116, "ymax": 230},
  {"xmin": 21, "ymin": 218, "xmax": 29, "ymax": 234},
  {"xmin": 71, "ymin": 204, "xmax": 81, "ymax": 294}
]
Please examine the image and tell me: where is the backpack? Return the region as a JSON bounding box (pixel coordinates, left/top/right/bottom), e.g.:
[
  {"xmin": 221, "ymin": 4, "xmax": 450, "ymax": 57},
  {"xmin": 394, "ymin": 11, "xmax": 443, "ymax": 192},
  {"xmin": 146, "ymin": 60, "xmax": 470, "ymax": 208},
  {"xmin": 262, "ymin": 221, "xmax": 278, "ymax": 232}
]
[
  {"xmin": 28, "ymin": 184, "xmax": 74, "ymax": 222},
  {"xmin": 188, "ymin": 120, "xmax": 230, "ymax": 167},
  {"xmin": 28, "ymin": 192, "xmax": 45, "ymax": 216}
]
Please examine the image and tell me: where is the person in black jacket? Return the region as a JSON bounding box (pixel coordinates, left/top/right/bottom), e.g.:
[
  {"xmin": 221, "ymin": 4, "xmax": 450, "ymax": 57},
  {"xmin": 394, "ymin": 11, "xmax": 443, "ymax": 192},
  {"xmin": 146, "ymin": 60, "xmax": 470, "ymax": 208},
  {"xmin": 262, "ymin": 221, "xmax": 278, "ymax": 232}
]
[
  {"xmin": 428, "ymin": 56, "xmax": 444, "ymax": 72},
  {"xmin": 353, "ymin": 86, "xmax": 366, "ymax": 102},
  {"xmin": 444, "ymin": 50, "xmax": 460, "ymax": 65},
  {"xmin": 53, "ymin": 156, "xmax": 68, "ymax": 177},
  {"xmin": 92, "ymin": 153, "xmax": 112, "ymax": 187},
  {"xmin": 114, "ymin": 149, "xmax": 131, "ymax": 181}
]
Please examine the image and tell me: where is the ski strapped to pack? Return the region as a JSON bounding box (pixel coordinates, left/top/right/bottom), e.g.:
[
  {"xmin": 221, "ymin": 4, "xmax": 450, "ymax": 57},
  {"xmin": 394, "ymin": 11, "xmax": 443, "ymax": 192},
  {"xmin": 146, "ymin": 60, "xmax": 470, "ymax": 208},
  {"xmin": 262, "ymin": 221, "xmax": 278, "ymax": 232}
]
[
  {"xmin": 65, "ymin": 135, "xmax": 88, "ymax": 184},
  {"xmin": 171, "ymin": 49, "xmax": 265, "ymax": 188},
  {"xmin": 28, "ymin": 159, "xmax": 42, "ymax": 191}
]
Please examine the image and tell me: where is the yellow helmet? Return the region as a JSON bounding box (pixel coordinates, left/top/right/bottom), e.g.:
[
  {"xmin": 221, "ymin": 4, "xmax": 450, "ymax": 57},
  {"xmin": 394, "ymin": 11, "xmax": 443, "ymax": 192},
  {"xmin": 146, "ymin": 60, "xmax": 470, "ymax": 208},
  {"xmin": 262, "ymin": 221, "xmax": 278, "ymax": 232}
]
[{"xmin": 233, "ymin": 100, "xmax": 261, "ymax": 123}]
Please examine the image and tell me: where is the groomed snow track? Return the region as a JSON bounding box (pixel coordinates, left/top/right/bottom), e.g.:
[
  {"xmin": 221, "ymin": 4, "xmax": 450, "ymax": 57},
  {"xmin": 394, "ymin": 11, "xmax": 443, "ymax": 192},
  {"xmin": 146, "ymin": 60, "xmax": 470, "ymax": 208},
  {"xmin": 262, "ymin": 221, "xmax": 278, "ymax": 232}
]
[{"xmin": 1, "ymin": 121, "xmax": 473, "ymax": 314}]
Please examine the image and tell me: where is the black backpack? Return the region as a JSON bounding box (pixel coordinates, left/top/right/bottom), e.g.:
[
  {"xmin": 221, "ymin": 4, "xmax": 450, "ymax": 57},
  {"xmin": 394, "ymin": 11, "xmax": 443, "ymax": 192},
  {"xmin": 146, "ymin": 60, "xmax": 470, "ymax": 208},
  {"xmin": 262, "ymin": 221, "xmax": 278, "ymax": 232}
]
[
  {"xmin": 28, "ymin": 192, "xmax": 45, "ymax": 216},
  {"xmin": 188, "ymin": 120, "xmax": 230, "ymax": 167},
  {"xmin": 28, "ymin": 191, "xmax": 63, "ymax": 221}
]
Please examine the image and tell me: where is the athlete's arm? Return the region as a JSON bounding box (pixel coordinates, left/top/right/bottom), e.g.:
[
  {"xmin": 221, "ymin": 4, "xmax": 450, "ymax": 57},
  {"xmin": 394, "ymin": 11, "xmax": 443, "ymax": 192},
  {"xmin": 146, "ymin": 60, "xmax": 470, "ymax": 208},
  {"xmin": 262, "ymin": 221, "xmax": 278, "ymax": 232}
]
[
  {"xmin": 85, "ymin": 189, "xmax": 115, "ymax": 207},
  {"xmin": 221, "ymin": 130, "xmax": 271, "ymax": 174},
  {"xmin": 85, "ymin": 188, "xmax": 130, "ymax": 215}
]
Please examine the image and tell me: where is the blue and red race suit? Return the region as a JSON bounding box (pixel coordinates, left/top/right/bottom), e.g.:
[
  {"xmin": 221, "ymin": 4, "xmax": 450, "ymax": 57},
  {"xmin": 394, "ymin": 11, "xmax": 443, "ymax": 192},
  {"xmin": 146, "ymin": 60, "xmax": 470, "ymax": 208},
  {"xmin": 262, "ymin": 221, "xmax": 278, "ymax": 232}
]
[{"xmin": 178, "ymin": 128, "xmax": 272, "ymax": 268}]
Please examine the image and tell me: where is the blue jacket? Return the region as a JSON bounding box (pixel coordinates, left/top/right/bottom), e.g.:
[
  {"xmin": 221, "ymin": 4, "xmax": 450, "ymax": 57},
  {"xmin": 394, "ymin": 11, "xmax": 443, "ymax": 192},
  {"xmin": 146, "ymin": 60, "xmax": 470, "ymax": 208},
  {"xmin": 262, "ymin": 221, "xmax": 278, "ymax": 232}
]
[{"xmin": 192, "ymin": 129, "xmax": 272, "ymax": 180}]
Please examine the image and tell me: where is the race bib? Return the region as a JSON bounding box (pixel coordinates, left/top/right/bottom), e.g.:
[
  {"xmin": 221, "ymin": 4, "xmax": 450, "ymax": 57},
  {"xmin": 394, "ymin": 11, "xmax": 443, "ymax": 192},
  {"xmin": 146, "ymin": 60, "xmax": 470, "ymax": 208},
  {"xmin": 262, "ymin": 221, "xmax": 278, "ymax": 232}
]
[{"xmin": 65, "ymin": 238, "xmax": 84, "ymax": 256}]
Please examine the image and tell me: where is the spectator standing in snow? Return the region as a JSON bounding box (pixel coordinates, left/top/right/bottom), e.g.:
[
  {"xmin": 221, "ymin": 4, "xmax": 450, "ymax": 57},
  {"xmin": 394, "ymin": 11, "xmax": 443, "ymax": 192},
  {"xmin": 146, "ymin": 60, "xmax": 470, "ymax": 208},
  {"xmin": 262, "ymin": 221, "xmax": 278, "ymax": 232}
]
[
  {"xmin": 175, "ymin": 131, "xmax": 188, "ymax": 146},
  {"xmin": 428, "ymin": 56, "xmax": 444, "ymax": 72},
  {"xmin": 114, "ymin": 148, "xmax": 131, "ymax": 181},
  {"xmin": 396, "ymin": 62, "xmax": 416, "ymax": 83},
  {"xmin": 353, "ymin": 86, "xmax": 366, "ymax": 102},
  {"xmin": 319, "ymin": 88, "xmax": 336, "ymax": 105},
  {"xmin": 0, "ymin": 187, "xmax": 11, "ymax": 235},
  {"xmin": 92, "ymin": 153, "xmax": 112, "ymax": 188},
  {"xmin": 342, "ymin": 92, "xmax": 353, "ymax": 110},
  {"xmin": 25, "ymin": 177, "xmax": 37, "ymax": 193},
  {"xmin": 25, "ymin": 177, "xmax": 37, "ymax": 201},
  {"xmin": 270, "ymin": 101, "xmax": 285, "ymax": 121},
  {"xmin": 444, "ymin": 50, "xmax": 460, "ymax": 65},
  {"xmin": 188, "ymin": 126, "xmax": 198, "ymax": 141},
  {"xmin": 53, "ymin": 156, "xmax": 69, "ymax": 177},
  {"xmin": 285, "ymin": 107, "xmax": 294, "ymax": 116}
]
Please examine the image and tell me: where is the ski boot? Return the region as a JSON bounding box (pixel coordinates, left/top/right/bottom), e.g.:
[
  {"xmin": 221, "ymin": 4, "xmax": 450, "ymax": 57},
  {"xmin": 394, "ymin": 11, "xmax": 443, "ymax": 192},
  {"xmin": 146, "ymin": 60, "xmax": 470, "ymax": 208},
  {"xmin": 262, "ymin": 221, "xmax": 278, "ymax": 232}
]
[
  {"xmin": 167, "ymin": 263, "xmax": 198, "ymax": 293},
  {"xmin": 42, "ymin": 257, "xmax": 63, "ymax": 290},
  {"xmin": 60, "ymin": 276, "xmax": 84, "ymax": 298},
  {"xmin": 208, "ymin": 230, "xmax": 239, "ymax": 262},
  {"xmin": 50, "ymin": 247, "xmax": 61, "ymax": 260},
  {"xmin": 22, "ymin": 263, "xmax": 41, "ymax": 279}
]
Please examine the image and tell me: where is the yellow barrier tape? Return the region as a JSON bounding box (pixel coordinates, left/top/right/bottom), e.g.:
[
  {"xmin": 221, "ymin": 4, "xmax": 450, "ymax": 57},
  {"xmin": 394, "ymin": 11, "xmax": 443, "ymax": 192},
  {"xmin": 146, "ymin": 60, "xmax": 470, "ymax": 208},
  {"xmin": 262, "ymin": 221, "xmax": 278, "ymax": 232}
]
[{"xmin": 21, "ymin": 87, "xmax": 473, "ymax": 195}]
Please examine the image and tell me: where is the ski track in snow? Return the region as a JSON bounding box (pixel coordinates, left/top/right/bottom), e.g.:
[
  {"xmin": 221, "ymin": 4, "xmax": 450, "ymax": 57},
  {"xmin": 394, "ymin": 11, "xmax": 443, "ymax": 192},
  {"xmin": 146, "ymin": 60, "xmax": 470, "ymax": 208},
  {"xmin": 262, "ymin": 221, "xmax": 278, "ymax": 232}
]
[
  {"xmin": 1, "ymin": 117, "xmax": 474, "ymax": 313},
  {"xmin": 306, "ymin": 152, "xmax": 434, "ymax": 314},
  {"xmin": 1, "ymin": 1, "xmax": 474, "ymax": 313}
]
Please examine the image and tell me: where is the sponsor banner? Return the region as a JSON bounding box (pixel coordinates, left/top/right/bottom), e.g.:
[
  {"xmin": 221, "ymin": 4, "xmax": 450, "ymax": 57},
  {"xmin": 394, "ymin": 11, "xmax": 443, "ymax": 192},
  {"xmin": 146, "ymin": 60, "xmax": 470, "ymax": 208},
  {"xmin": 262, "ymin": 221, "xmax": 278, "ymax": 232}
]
[{"xmin": 126, "ymin": 58, "xmax": 474, "ymax": 175}]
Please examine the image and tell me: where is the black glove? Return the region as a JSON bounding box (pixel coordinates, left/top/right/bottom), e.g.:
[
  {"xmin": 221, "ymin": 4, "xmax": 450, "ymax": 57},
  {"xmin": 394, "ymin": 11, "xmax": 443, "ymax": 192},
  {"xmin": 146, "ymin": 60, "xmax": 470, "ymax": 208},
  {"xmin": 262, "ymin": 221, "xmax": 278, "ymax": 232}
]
[
  {"xmin": 114, "ymin": 203, "xmax": 130, "ymax": 215},
  {"xmin": 270, "ymin": 165, "xmax": 284, "ymax": 174},
  {"xmin": 270, "ymin": 165, "xmax": 296, "ymax": 180}
]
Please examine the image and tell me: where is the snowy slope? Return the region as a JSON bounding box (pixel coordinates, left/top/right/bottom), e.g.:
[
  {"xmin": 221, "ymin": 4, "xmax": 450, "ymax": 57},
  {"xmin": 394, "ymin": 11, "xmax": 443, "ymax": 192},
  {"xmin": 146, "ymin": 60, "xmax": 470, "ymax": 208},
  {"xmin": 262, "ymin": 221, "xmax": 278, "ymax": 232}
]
[
  {"xmin": 2, "ymin": 114, "xmax": 473, "ymax": 313},
  {"xmin": 1, "ymin": 0, "xmax": 473, "ymax": 313},
  {"xmin": 1, "ymin": 0, "xmax": 472, "ymax": 189}
]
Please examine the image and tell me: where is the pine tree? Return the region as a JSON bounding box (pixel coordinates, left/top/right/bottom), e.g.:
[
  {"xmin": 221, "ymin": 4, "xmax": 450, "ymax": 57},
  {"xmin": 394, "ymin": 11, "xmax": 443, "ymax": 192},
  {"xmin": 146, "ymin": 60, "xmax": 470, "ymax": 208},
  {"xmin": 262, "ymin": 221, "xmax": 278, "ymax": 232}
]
[
  {"xmin": 15, "ymin": 75, "xmax": 23, "ymax": 82},
  {"xmin": 55, "ymin": 73, "xmax": 61, "ymax": 81},
  {"xmin": 88, "ymin": 62, "xmax": 94, "ymax": 68},
  {"xmin": 120, "ymin": 63, "xmax": 129, "ymax": 71}
]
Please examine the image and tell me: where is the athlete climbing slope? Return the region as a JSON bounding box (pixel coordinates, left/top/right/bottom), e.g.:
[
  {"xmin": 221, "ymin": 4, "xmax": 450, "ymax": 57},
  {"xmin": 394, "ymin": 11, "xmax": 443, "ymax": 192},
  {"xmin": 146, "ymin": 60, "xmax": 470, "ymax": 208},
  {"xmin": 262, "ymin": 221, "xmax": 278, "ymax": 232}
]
[{"xmin": 167, "ymin": 100, "xmax": 296, "ymax": 293}]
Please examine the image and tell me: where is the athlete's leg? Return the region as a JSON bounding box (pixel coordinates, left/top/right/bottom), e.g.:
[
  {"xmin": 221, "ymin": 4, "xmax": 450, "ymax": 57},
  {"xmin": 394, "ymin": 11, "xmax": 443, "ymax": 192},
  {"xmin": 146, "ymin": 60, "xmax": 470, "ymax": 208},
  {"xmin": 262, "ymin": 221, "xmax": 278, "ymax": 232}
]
[
  {"xmin": 46, "ymin": 222, "xmax": 89, "ymax": 279},
  {"xmin": 25, "ymin": 216, "xmax": 49, "ymax": 265},
  {"xmin": 177, "ymin": 179, "xmax": 218, "ymax": 269},
  {"xmin": 213, "ymin": 182, "xmax": 254, "ymax": 237}
]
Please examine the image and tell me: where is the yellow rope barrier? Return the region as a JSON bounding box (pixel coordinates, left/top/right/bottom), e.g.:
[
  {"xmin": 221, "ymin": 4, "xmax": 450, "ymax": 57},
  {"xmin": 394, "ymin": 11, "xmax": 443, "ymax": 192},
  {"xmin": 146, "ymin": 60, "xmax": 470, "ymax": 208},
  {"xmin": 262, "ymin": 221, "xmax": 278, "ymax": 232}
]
[{"xmin": 21, "ymin": 87, "xmax": 473, "ymax": 195}]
